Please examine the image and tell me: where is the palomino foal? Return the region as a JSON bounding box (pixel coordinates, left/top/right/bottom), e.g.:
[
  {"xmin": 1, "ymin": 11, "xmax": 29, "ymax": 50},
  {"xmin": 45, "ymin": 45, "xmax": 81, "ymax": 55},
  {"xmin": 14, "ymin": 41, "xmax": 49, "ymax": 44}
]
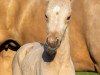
[{"xmin": 12, "ymin": 0, "xmax": 75, "ymax": 75}]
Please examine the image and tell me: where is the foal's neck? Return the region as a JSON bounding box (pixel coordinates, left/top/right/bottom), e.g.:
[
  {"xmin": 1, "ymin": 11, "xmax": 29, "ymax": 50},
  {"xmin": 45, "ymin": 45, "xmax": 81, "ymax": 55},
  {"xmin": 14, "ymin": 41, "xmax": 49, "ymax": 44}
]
[{"xmin": 54, "ymin": 28, "xmax": 71, "ymax": 62}]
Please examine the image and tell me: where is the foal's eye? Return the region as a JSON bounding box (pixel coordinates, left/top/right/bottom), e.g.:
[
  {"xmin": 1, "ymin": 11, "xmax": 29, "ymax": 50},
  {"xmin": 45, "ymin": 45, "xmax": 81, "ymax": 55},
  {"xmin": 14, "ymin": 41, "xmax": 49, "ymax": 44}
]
[
  {"xmin": 45, "ymin": 14, "xmax": 48, "ymax": 22},
  {"xmin": 65, "ymin": 15, "xmax": 71, "ymax": 24},
  {"xmin": 45, "ymin": 14, "xmax": 48, "ymax": 18},
  {"xmin": 67, "ymin": 16, "xmax": 71, "ymax": 21}
]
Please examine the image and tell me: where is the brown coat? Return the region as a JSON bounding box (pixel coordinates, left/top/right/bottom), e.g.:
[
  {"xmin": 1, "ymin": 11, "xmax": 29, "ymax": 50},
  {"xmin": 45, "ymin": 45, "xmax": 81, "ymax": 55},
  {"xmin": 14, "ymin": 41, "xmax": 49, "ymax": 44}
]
[
  {"xmin": 0, "ymin": 0, "xmax": 100, "ymax": 75},
  {"xmin": 70, "ymin": 0, "xmax": 100, "ymax": 73},
  {"xmin": 0, "ymin": 0, "xmax": 47, "ymax": 75}
]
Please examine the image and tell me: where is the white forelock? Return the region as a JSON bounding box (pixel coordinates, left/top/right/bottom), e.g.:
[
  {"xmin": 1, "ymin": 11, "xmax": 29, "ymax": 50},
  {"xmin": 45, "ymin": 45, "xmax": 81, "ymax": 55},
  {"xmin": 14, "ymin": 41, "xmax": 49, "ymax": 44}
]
[{"xmin": 53, "ymin": 5, "xmax": 60, "ymax": 13}]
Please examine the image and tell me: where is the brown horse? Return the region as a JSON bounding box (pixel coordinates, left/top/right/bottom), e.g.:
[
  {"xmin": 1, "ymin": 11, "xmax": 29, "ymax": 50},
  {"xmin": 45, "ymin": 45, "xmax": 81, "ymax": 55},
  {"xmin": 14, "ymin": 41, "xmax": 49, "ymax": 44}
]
[
  {"xmin": 0, "ymin": 0, "xmax": 47, "ymax": 75},
  {"xmin": 0, "ymin": 0, "xmax": 100, "ymax": 75},
  {"xmin": 70, "ymin": 0, "xmax": 100, "ymax": 73}
]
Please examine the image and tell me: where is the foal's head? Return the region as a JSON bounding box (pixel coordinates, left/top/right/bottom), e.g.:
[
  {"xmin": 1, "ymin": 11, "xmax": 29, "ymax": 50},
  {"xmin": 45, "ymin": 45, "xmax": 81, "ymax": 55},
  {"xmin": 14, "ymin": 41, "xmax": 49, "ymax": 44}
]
[{"xmin": 45, "ymin": 0, "xmax": 72, "ymax": 51}]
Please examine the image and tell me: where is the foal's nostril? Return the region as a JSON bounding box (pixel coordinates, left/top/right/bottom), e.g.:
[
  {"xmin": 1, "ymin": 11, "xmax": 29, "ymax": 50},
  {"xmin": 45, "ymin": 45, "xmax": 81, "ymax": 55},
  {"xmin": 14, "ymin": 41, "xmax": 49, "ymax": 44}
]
[{"xmin": 56, "ymin": 38, "xmax": 59, "ymax": 45}]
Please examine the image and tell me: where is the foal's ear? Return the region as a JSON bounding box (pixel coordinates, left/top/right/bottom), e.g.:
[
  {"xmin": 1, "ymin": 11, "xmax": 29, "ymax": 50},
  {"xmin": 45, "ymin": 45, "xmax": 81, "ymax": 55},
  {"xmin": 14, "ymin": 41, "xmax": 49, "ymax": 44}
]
[
  {"xmin": 71, "ymin": 0, "xmax": 74, "ymax": 4},
  {"xmin": 45, "ymin": 0, "xmax": 49, "ymax": 4}
]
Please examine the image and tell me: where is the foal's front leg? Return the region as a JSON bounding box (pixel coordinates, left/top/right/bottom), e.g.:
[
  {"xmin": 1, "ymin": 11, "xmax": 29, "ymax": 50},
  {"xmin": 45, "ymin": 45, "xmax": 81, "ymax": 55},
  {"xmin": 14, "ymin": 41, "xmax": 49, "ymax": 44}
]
[{"xmin": 59, "ymin": 60, "xmax": 75, "ymax": 75}]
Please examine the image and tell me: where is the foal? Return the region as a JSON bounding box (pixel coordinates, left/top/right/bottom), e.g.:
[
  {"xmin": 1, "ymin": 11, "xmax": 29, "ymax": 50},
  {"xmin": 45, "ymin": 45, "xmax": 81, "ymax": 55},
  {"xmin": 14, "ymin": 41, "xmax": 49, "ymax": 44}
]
[{"xmin": 12, "ymin": 0, "xmax": 75, "ymax": 75}]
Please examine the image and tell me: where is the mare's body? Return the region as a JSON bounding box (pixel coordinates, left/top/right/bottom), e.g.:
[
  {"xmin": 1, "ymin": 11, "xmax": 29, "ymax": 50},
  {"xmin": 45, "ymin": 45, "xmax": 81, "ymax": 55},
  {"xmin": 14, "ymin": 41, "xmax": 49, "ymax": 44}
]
[{"xmin": 70, "ymin": 0, "xmax": 100, "ymax": 72}]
